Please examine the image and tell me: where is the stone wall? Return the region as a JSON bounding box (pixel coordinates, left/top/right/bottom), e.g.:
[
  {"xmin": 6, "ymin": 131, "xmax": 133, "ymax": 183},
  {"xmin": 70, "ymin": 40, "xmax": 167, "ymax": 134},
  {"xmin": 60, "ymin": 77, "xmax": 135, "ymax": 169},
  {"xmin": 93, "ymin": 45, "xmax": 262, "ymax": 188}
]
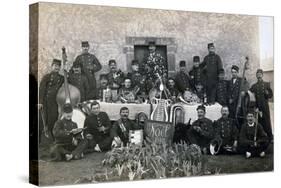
[{"xmin": 31, "ymin": 2, "xmax": 260, "ymax": 85}]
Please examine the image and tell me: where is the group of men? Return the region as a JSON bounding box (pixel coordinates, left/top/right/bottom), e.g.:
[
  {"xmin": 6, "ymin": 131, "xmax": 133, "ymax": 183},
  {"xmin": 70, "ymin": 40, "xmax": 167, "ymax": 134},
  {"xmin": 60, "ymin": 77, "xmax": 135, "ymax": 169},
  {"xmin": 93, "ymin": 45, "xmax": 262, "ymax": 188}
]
[{"xmin": 38, "ymin": 40, "xmax": 273, "ymax": 161}]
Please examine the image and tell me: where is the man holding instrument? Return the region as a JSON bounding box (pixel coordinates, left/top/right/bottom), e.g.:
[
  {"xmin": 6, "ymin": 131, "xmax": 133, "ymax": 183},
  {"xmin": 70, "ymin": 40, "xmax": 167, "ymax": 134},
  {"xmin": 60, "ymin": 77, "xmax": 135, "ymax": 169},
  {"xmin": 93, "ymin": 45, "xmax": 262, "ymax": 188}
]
[
  {"xmin": 250, "ymin": 69, "xmax": 273, "ymax": 142},
  {"xmin": 39, "ymin": 59, "xmax": 64, "ymax": 140},
  {"xmin": 239, "ymin": 110, "xmax": 269, "ymax": 158}
]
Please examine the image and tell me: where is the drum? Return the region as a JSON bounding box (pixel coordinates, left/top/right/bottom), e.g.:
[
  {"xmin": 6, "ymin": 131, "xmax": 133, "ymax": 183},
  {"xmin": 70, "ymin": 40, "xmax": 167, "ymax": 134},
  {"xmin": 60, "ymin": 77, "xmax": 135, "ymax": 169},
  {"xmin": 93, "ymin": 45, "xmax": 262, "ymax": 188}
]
[
  {"xmin": 72, "ymin": 108, "xmax": 86, "ymax": 128},
  {"xmin": 129, "ymin": 130, "xmax": 143, "ymax": 145}
]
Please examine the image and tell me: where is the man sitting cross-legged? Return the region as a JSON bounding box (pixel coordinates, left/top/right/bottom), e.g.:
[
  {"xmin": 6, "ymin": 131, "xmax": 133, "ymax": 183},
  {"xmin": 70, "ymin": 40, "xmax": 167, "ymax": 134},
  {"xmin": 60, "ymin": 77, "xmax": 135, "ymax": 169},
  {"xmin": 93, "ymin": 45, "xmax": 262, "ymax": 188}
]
[
  {"xmin": 111, "ymin": 107, "xmax": 139, "ymax": 147},
  {"xmin": 50, "ymin": 103, "xmax": 86, "ymax": 161}
]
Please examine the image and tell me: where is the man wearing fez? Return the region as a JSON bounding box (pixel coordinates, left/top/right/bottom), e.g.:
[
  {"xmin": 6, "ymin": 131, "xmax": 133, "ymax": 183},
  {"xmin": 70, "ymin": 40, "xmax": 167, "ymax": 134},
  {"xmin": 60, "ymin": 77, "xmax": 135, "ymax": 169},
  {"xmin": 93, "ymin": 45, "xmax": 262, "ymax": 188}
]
[
  {"xmin": 189, "ymin": 56, "xmax": 206, "ymax": 93},
  {"xmin": 211, "ymin": 106, "xmax": 239, "ymax": 155},
  {"xmin": 249, "ymin": 69, "xmax": 273, "ymax": 142},
  {"xmin": 175, "ymin": 60, "xmax": 191, "ymax": 94},
  {"xmin": 228, "ymin": 65, "xmax": 249, "ymax": 121},
  {"xmin": 51, "ymin": 103, "xmax": 86, "ymax": 161},
  {"xmin": 239, "ymin": 110, "xmax": 269, "ymax": 158},
  {"xmin": 83, "ymin": 101, "xmax": 113, "ymax": 152},
  {"xmin": 39, "ymin": 59, "xmax": 64, "ymax": 140},
  {"xmin": 106, "ymin": 59, "xmax": 125, "ymax": 102},
  {"xmin": 201, "ymin": 43, "xmax": 223, "ymax": 104},
  {"xmin": 111, "ymin": 107, "xmax": 139, "ymax": 147},
  {"xmin": 216, "ymin": 68, "xmax": 229, "ymax": 106},
  {"xmin": 143, "ymin": 41, "xmax": 167, "ymax": 82},
  {"xmin": 74, "ymin": 41, "xmax": 102, "ymax": 99},
  {"xmin": 68, "ymin": 61, "xmax": 89, "ymax": 102},
  {"xmin": 187, "ymin": 105, "xmax": 214, "ymax": 154}
]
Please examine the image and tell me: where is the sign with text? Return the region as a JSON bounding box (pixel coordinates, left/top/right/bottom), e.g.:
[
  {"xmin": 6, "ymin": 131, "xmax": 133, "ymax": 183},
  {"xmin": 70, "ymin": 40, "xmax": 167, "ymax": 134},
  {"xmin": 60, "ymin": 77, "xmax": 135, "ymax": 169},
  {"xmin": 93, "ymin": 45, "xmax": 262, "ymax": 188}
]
[{"xmin": 144, "ymin": 120, "xmax": 174, "ymax": 145}]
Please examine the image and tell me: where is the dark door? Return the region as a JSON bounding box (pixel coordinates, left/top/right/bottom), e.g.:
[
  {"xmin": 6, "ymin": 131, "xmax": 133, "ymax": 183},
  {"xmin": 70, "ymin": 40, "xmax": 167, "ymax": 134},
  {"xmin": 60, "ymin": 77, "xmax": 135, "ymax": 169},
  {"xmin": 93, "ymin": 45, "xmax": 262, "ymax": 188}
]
[{"xmin": 134, "ymin": 45, "xmax": 167, "ymax": 71}]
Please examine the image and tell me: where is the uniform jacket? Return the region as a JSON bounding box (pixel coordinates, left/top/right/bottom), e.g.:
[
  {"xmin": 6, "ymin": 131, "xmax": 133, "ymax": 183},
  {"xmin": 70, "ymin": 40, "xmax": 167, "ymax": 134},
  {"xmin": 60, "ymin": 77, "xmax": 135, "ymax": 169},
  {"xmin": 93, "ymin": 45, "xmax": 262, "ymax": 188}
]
[
  {"xmin": 175, "ymin": 71, "xmax": 191, "ymax": 93},
  {"xmin": 216, "ymin": 80, "xmax": 229, "ymax": 106},
  {"xmin": 53, "ymin": 118, "xmax": 78, "ymax": 144},
  {"xmin": 68, "ymin": 72, "xmax": 89, "ymax": 102},
  {"xmin": 201, "ymin": 53, "xmax": 223, "ymax": 86},
  {"xmin": 84, "ymin": 112, "xmax": 112, "ymax": 137},
  {"xmin": 213, "ymin": 117, "xmax": 238, "ymax": 146}
]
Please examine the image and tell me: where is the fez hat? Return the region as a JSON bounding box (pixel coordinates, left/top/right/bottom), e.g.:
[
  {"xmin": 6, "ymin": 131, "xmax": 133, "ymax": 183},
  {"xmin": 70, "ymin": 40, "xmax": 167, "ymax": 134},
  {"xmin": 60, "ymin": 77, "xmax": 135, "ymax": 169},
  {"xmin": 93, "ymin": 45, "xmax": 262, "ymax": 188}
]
[
  {"xmin": 196, "ymin": 105, "xmax": 206, "ymax": 112},
  {"xmin": 100, "ymin": 74, "xmax": 108, "ymax": 80},
  {"xmin": 108, "ymin": 59, "xmax": 116, "ymax": 65},
  {"xmin": 63, "ymin": 103, "xmax": 73, "ymax": 113},
  {"xmin": 218, "ymin": 68, "xmax": 225, "ymax": 74},
  {"xmin": 231, "ymin": 65, "xmax": 239, "ymax": 72},
  {"xmin": 81, "ymin": 41, "xmax": 89, "ymax": 47},
  {"xmin": 132, "ymin": 59, "xmax": 139, "ymax": 65},
  {"xmin": 148, "ymin": 41, "xmax": 156, "ymax": 46},
  {"xmin": 72, "ymin": 61, "xmax": 82, "ymax": 68},
  {"xmin": 52, "ymin": 59, "xmax": 61, "ymax": 66},
  {"xmin": 256, "ymin": 69, "xmax": 264, "ymax": 74},
  {"xmin": 179, "ymin": 60, "xmax": 186, "ymax": 67},
  {"xmin": 208, "ymin": 43, "xmax": 214, "ymax": 48},
  {"xmin": 193, "ymin": 56, "xmax": 200, "ymax": 62}
]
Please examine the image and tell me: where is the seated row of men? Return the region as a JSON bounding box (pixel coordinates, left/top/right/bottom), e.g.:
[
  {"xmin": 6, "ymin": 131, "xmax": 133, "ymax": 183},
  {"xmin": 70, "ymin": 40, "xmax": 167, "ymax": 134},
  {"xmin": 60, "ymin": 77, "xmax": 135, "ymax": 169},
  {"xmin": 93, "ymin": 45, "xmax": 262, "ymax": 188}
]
[{"xmin": 50, "ymin": 101, "xmax": 270, "ymax": 161}]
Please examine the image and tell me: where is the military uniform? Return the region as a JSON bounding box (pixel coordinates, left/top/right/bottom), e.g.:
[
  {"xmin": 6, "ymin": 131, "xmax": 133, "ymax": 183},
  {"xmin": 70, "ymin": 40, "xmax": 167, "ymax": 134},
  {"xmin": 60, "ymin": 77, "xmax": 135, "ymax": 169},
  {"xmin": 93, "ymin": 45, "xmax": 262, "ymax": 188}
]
[
  {"xmin": 118, "ymin": 87, "xmax": 136, "ymax": 103},
  {"xmin": 51, "ymin": 118, "xmax": 86, "ymax": 161},
  {"xmin": 239, "ymin": 122, "xmax": 269, "ymax": 155},
  {"xmin": 187, "ymin": 117, "xmax": 214, "ymax": 149},
  {"xmin": 39, "ymin": 72, "xmax": 64, "ymax": 138},
  {"xmin": 175, "ymin": 71, "xmax": 191, "ymax": 93},
  {"xmin": 250, "ymin": 80, "xmax": 273, "ymax": 139},
  {"xmin": 213, "ymin": 117, "xmax": 238, "ymax": 147},
  {"xmin": 68, "ymin": 72, "xmax": 89, "ymax": 102},
  {"xmin": 201, "ymin": 53, "xmax": 223, "ymax": 103},
  {"xmin": 74, "ymin": 52, "xmax": 102, "ymax": 99},
  {"xmin": 189, "ymin": 67, "xmax": 206, "ymax": 92},
  {"xmin": 83, "ymin": 112, "xmax": 113, "ymax": 151},
  {"xmin": 216, "ymin": 80, "xmax": 229, "ymax": 106},
  {"xmin": 228, "ymin": 77, "xmax": 248, "ymax": 119},
  {"xmin": 111, "ymin": 119, "xmax": 139, "ymax": 145}
]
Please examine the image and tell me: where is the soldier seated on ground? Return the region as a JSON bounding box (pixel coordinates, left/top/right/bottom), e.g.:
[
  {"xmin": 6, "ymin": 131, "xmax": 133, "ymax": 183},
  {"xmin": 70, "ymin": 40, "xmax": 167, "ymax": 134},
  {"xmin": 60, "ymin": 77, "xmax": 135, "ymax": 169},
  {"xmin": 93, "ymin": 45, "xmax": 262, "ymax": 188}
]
[
  {"xmin": 83, "ymin": 101, "xmax": 113, "ymax": 152},
  {"xmin": 210, "ymin": 106, "xmax": 238, "ymax": 155},
  {"xmin": 186, "ymin": 105, "xmax": 214, "ymax": 154},
  {"xmin": 239, "ymin": 110, "xmax": 269, "ymax": 159},
  {"xmin": 111, "ymin": 107, "xmax": 139, "ymax": 147},
  {"xmin": 50, "ymin": 103, "xmax": 86, "ymax": 161}
]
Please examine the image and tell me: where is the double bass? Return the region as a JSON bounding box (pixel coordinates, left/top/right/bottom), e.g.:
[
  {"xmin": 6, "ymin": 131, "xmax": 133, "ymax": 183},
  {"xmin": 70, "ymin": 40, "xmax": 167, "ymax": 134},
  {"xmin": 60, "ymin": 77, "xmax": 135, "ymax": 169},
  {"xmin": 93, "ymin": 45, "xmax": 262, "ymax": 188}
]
[{"xmin": 56, "ymin": 47, "xmax": 81, "ymax": 117}]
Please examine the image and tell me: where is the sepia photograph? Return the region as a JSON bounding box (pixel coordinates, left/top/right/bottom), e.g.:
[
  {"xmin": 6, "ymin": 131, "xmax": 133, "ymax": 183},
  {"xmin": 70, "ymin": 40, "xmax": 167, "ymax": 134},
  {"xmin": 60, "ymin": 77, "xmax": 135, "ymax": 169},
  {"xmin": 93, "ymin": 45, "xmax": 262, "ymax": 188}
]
[{"xmin": 29, "ymin": 2, "xmax": 274, "ymax": 186}]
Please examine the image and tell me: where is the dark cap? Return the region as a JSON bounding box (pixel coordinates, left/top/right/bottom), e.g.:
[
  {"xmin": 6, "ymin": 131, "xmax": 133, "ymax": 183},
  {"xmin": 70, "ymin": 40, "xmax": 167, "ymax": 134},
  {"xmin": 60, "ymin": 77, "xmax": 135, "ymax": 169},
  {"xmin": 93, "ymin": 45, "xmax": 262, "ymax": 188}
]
[
  {"xmin": 63, "ymin": 103, "xmax": 73, "ymax": 113},
  {"xmin": 231, "ymin": 65, "xmax": 239, "ymax": 72},
  {"xmin": 72, "ymin": 61, "xmax": 82, "ymax": 68},
  {"xmin": 100, "ymin": 74, "xmax": 108, "ymax": 80},
  {"xmin": 197, "ymin": 105, "xmax": 206, "ymax": 112},
  {"xmin": 52, "ymin": 59, "xmax": 61, "ymax": 66},
  {"xmin": 193, "ymin": 56, "xmax": 200, "ymax": 62},
  {"xmin": 108, "ymin": 59, "xmax": 116, "ymax": 65},
  {"xmin": 256, "ymin": 69, "xmax": 263, "ymax": 74},
  {"xmin": 179, "ymin": 60, "xmax": 186, "ymax": 67},
  {"xmin": 247, "ymin": 108, "xmax": 256, "ymax": 115},
  {"xmin": 81, "ymin": 41, "xmax": 89, "ymax": 47},
  {"xmin": 132, "ymin": 59, "xmax": 139, "ymax": 65},
  {"xmin": 148, "ymin": 41, "xmax": 156, "ymax": 46},
  {"xmin": 219, "ymin": 68, "xmax": 225, "ymax": 74},
  {"xmin": 208, "ymin": 43, "xmax": 214, "ymax": 48}
]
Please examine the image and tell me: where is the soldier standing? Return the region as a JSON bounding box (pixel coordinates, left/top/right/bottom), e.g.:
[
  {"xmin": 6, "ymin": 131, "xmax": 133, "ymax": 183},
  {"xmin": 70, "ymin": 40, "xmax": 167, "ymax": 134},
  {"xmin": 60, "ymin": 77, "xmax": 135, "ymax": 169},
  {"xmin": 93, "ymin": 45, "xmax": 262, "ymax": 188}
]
[
  {"xmin": 39, "ymin": 59, "xmax": 64, "ymax": 140},
  {"xmin": 68, "ymin": 61, "xmax": 89, "ymax": 102},
  {"xmin": 189, "ymin": 56, "xmax": 206, "ymax": 93},
  {"xmin": 175, "ymin": 60, "xmax": 191, "ymax": 94},
  {"xmin": 228, "ymin": 65, "xmax": 249, "ymax": 121},
  {"xmin": 249, "ymin": 69, "xmax": 273, "ymax": 142},
  {"xmin": 216, "ymin": 68, "xmax": 229, "ymax": 106},
  {"xmin": 74, "ymin": 41, "xmax": 102, "ymax": 99},
  {"xmin": 201, "ymin": 43, "xmax": 223, "ymax": 104}
]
